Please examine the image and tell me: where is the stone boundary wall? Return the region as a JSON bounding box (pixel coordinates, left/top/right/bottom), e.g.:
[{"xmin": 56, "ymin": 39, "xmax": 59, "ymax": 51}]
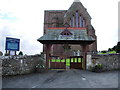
[
  {"xmin": 92, "ymin": 54, "xmax": 120, "ymax": 71},
  {"xmin": 1, "ymin": 53, "xmax": 119, "ymax": 75},
  {"xmin": 1, "ymin": 55, "xmax": 41, "ymax": 75}
]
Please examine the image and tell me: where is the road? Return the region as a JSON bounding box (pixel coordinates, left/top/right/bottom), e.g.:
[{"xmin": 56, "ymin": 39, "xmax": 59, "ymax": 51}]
[{"xmin": 2, "ymin": 69, "xmax": 119, "ymax": 88}]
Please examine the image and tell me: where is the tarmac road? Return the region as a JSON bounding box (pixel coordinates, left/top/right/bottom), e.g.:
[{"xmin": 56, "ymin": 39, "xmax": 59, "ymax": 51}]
[{"xmin": 2, "ymin": 69, "xmax": 119, "ymax": 88}]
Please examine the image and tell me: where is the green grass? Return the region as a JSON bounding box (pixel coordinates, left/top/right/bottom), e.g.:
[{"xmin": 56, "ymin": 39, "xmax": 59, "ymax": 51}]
[
  {"xmin": 66, "ymin": 59, "xmax": 70, "ymax": 66},
  {"xmin": 99, "ymin": 51, "xmax": 116, "ymax": 54},
  {"xmin": 61, "ymin": 59, "xmax": 65, "ymax": 62},
  {"xmin": 78, "ymin": 58, "xmax": 81, "ymax": 62},
  {"xmin": 71, "ymin": 58, "xmax": 73, "ymax": 62},
  {"xmin": 108, "ymin": 51, "xmax": 116, "ymax": 54}
]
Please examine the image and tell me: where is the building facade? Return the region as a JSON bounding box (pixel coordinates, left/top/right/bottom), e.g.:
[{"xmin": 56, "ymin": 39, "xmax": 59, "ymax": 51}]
[{"xmin": 43, "ymin": 0, "xmax": 97, "ymax": 57}]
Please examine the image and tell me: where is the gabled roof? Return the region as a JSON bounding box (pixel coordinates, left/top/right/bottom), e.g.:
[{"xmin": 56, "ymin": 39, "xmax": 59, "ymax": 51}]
[
  {"xmin": 64, "ymin": 1, "xmax": 91, "ymax": 21},
  {"xmin": 37, "ymin": 28, "xmax": 95, "ymax": 44},
  {"xmin": 60, "ymin": 29, "xmax": 73, "ymax": 35}
]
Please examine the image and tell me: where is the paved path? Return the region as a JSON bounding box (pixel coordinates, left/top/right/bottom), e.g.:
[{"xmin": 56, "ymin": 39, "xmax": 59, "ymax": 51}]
[{"xmin": 2, "ymin": 69, "xmax": 119, "ymax": 88}]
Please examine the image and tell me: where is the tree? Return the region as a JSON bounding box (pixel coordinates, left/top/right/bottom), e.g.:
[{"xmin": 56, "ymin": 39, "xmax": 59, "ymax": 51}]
[
  {"xmin": 108, "ymin": 48, "xmax": 113, "ymax": 52},
  {"xmin": 0, "ymin": 51, "xmax": 3, "ymax": 56},
  {"xmin": 112, "ymin": 45, "xmax": 117, "ymax": 51},
  {"xmin": 116, "ymin": 42, "xmax": 120, "ymax": 53},
  {"xmin": 101, "ymin": 50, "xmax": 107, "ymax": 54},
  {"xmin": 18, "ymin": 51, "xmax": 23, "ymax": 55}
]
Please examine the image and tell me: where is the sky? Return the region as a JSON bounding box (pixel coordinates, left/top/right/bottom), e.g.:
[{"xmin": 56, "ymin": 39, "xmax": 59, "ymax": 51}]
[{"xmin": 0, "ymin": 0, "xmax": 119, "ymax": 55}]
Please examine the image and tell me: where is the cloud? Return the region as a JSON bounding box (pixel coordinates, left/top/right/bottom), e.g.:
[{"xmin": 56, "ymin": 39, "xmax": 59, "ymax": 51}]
[
  {"xmin": 0, "ymin": 0, "xmax": 119, "ymax": 55},
  {"xmin": 0, "ymin": 8, "xmax": 42, "ymax": 55},
  {"xmin": 0, "ymin": 26, "xmax": 12, "ymax": 53},
  {"xmin": 0, "ymin": 9, "xmax": 17, "ymax": 22},
  {"xmin": 118, "ymin": 1, "xmax": 120, "ymax": 42},
  {"xmin": 0, "ymin": 24, "xmax": 42, "ymax": 55}
]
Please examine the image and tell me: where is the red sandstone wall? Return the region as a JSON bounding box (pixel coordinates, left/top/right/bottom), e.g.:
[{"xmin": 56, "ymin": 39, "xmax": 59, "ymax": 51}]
[{"xmin": 43, "ymin": 9, "xmax": 97, "ymax": 56}]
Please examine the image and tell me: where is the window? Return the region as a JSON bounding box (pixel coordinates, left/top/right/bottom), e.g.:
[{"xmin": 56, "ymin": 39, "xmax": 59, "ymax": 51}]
[
  {"xmin": 69, "ymin": 18, "xmax": 72, "ymax": 27},
  {"xmin": 83, "ymin": 19, "xmax": 85, "ymax": 27},
  {"xmin": 60, "ymin": 29, "xmax": 73, "ymax": 35},
  {"xmin": 76, "ymin": 11, "xmax": 79, "ymax": 27},
  {"xmin": 79, "ymin": 15, "xmax": 85, "ymax": 27},
  {"xmin": 79, "ymin": 15, "xmax": 82, "ymax": 27},
  {"xmin": 72, "ymin": 15, "xmax": 75, "ymax": 27},
  {"xmin": 70, "ymin": 12, "xmax": 85, "ymax": 27}
]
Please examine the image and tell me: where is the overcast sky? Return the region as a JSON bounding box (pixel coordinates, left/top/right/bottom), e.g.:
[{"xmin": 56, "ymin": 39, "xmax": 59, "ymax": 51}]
[{"xmin": 0, "ymin": 0, "xmax": 119, "ymax": 55}]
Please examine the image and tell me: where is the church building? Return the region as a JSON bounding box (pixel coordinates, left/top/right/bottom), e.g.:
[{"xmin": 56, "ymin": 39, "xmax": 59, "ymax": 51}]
[{"xmin": 38, "ymin": 0, "xmax": 97, "ymax": 69}]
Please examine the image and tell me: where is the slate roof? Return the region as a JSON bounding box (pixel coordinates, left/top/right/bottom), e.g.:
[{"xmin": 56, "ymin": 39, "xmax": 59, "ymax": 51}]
[{"xmin": 37, "ymin": 28, "xmax": 95, "ymax": 44}]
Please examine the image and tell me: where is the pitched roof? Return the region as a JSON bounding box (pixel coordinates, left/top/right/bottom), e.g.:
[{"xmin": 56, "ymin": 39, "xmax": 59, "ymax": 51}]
[
  {"xmin": 60, "ymin": 29, "xmax": 73, "ymax": 35},
  {"xmin": 64, "ymin": 1, "xmax": 91, "ymax": 21},
  {"xmin": 37, "ymin": 28, "xmax": 95, "ymax": 44}
]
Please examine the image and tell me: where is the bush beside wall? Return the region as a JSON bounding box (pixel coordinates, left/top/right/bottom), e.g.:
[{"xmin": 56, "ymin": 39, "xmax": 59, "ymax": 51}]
[{"xmin": 92, "ymin": 54, "xmax": 120, "ymax": 71}]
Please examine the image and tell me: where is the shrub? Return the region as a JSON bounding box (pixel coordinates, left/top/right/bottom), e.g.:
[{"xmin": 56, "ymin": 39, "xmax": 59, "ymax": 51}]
[
  {"xmin": 18, "ymin": 51, "xmax": 23, "ymax": 56},
  {"xmin": 4, "ymin": 53, "xmax": 10, "ymax": 56},
  {"xmin": 116, "ymin": 42, "xmax": 120, "ymax": 53},
  {"xmin": 101, "ymin": 51, "xmax": 107, "ymax": 54},
  {"xmin": 36, "ymin": 64, "xmax": 45, "ymax": 69},
  {"xmin": 35, "ymin": 53, "xmax": 45, "ymax": 73},
  {"xmin": 92, "ymin": 64, "xmax": 103, "ymax": 73},
  {"xmin": 108, "ymin": 48, "xmax": 113, "ymax": 52},
  {"xmin": 108, "ymin": 51, "xmax": 116, "ymax": 54},
  {"xmin": 0, "ymin": 51, "xmax": 3, "ymax": 56},
  {"xmin": 35, "ymin": 64, "xmax": 45, "ymax": 73}
]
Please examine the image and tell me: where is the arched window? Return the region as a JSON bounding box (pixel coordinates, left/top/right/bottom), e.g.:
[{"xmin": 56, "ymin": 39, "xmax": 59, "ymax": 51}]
[
  {"xmin": 69, "ymin": 18, "xmax": 72, "ymax": 27},
  {"xmin": 79, "ymin": 15, "xmax": 86, "ymax": 27},
  {"xmin": 83, "ymin": 18, "xmax": 85, "ymax": 27},
  {"xmin": 72, "ymin": 15, "xmax": 75, "ymax": 27},
  {"xmin": 76, "ymin": 11, "xmax": 79, "ymax": 27},
  {"xmin": 70, "ymin": 13, "xmax": 85, "ymax": 28},
  {"xmin": 79, "ymin": 15, "xmax": 82, "ymax": 27}
]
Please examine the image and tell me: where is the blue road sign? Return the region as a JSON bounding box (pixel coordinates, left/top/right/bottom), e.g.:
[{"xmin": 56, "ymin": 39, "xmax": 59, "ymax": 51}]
[{"xmin": 5, "ymin": 37, "xmax": 20, "ymax": 51}]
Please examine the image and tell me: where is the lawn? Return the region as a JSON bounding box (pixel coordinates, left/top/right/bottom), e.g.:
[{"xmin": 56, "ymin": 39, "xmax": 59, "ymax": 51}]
[{"xmin": 99, "ymin": 51, "xmax": 116, "ymax": 54}]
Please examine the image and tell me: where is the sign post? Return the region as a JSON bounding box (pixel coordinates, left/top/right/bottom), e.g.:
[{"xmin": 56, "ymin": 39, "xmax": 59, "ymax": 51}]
[{"xmin": 5, "ymin": 37, "xmax": 20, "ymax": 55}]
